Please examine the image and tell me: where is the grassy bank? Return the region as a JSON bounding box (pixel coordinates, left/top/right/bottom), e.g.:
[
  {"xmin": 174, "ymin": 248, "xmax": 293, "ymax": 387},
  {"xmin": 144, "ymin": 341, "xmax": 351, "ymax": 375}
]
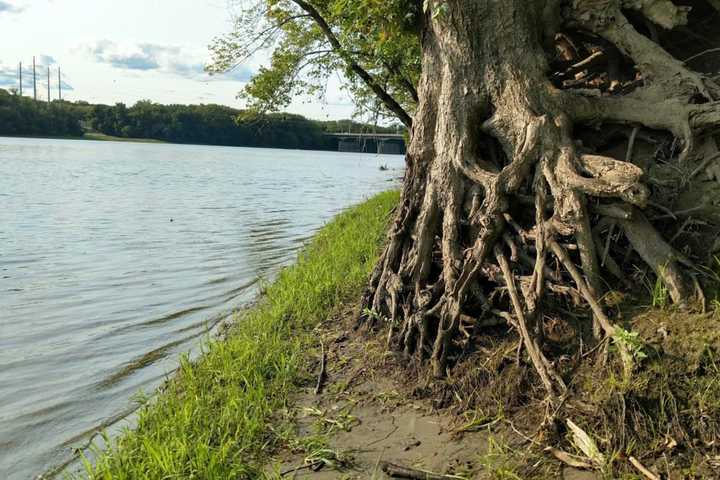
[{"xmin": 82, "ymin": 190, "xmax": 399, "ymax": 479}]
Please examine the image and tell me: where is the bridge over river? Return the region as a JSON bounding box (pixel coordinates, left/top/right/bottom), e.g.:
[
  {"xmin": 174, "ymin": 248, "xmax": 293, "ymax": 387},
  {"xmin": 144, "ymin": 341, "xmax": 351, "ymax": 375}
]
[{"xmin": 324, "ymin": 132, "xmax": 406, "ymax": 154}]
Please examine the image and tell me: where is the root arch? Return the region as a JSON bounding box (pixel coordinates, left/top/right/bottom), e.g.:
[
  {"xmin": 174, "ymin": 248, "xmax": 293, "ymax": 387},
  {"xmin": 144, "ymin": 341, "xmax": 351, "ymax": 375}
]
[{"xmin": 360, "ymin": 0, "xmax": 718, "ymax": 395}]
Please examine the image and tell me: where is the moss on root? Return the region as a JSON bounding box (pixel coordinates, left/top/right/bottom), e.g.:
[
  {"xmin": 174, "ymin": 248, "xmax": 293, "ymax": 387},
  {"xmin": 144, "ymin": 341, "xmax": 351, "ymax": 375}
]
[
  {"xmin": 399, "ymin": 305, "xmax": 720, "ymax": 479},
  {"xmin": 587, "ymin": 309, "xmax": 720, "ymax": 478}
]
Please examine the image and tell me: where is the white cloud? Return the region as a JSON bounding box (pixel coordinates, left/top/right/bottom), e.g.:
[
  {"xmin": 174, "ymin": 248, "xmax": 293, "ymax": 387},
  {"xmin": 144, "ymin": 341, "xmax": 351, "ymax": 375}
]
[
  {"xmin": 79, "ymin": 39, "xmax": 254, "ymax": 82},
  {"xmin": 0, "ymin": 64, "xmax": 19, "ymax": 88},
  {"xmin": 0, "ymin": 1, "xmax": 24, "ymax": 15},
  {"xmin": 35, "ymin": 54, "xmax": 56, "ymax": 67},
  {"xmin": 1, "ymin": 0, "xmax": 354, "ymax": 117}
]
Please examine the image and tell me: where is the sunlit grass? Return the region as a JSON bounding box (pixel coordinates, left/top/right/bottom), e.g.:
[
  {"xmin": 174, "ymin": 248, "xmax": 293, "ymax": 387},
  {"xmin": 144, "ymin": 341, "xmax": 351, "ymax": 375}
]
[{"xmin": 82, "ymin": 190, "xmax": 399, "ymax": 479}]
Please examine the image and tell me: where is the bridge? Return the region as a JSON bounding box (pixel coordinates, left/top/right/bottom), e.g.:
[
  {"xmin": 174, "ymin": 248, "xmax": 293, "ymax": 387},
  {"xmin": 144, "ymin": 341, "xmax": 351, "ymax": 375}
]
[{"xmin": 324, "ymin": 132, "xmax": 406, "ymax": 154}]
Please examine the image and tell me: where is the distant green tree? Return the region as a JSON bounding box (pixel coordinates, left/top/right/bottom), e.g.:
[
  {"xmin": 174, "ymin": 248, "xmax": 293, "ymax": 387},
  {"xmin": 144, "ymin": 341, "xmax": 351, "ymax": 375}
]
[
  {"xmin": 84, "ymin": 100, "xmax": 353, "ymax": 151},
  {"xmin": 0, "ymin": 89, "xmax": 83, "ymax": 137}
]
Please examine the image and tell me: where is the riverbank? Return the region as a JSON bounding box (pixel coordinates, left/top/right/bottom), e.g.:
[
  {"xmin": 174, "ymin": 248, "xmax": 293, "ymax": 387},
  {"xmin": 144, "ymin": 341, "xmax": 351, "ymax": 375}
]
[
  {"xmin": 73, "ymin": 186, "xmax": 720, "ymax": 479},
  {"xmin": 81, "ymin": 190, "xmax": 400, "ymax": 478},
  {"xmin": 0, "ymin": 133, "xmax": 165, "ymax": 144}
]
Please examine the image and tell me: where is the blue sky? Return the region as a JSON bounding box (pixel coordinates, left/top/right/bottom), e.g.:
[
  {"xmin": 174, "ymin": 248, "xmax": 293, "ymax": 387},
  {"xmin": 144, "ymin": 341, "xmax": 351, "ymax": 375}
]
[{"xmin": 0, "ymin": 0, "xmax": 355, "ymax": 119}]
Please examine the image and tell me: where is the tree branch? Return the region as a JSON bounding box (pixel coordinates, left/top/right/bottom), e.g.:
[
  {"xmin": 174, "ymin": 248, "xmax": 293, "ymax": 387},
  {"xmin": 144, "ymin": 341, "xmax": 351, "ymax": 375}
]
[
  {"xmin": 384, "ymin": 61, "xmax": 420, "ymax": 103},
  {"xmin": 291, "ymin": 0, "xmax": 413, "ymax": 128}
]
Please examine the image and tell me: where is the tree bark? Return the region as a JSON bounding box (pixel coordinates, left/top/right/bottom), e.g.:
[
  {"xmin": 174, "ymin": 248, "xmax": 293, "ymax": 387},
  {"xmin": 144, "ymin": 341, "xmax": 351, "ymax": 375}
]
[{"xmin": 360, "ymin": 0, "xmax": 718, "ymax": 394}]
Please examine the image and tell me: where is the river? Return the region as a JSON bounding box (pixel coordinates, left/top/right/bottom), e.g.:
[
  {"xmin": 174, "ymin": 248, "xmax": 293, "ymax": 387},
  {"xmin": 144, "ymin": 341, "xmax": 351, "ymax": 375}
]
[{"xmin": 0, "ymin": 137, "xmax": 404, "ymax": 479}]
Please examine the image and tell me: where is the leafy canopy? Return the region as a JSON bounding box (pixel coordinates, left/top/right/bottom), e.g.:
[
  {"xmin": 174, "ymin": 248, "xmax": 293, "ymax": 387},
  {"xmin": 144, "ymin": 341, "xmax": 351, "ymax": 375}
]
[{"xmin": 208, "ymin": 0, "xmax": 422, "ymax": 123}]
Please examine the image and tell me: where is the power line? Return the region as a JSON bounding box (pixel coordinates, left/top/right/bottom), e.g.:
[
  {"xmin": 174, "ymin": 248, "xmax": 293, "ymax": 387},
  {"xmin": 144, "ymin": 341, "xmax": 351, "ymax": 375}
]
[
  {"xmin": 14, "ymin": 57, "xmax": 67, "ymax": 101},
  {"xmin": 33, "ymin": 56, "xmax": 37, "ymax": 101}
]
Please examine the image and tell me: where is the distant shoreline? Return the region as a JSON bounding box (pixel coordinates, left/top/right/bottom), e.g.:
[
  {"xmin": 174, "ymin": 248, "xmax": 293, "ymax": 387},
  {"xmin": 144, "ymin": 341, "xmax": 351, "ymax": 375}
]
[
  {"xmin": 0, "ymin": 132, "xmax": 167, "ymax": 144},
  {"xmin": 82, "ymin": 132, "xmax": 168, "ymax": 143},
  {"xmin": 0, "ymin": 88, "xmax": 407, "ymax": 153},
  {"xmin": 0, "ymin": 134, "xmax": 407, "ymax": 153}
]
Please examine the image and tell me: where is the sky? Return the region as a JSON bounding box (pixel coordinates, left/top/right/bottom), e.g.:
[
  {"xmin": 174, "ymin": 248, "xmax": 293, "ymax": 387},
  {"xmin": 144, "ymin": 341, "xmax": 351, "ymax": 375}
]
[{"xmin": 0, "ymin": 0, "xmax": 356, "ymax": 120}]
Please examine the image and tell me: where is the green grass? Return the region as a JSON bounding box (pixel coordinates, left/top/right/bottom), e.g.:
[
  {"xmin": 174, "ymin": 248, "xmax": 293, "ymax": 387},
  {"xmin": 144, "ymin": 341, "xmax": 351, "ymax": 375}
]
[{"xmin": 82, "ymin": 190, "xmax": 399, "ymax": 479}]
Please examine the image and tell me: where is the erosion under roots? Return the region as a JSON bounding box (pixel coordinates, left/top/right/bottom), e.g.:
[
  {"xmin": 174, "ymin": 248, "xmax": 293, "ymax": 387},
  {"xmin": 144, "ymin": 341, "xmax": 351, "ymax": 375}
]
[{"xmin": 359, "ymin": 0, "xmax": 720, "ymax": 400}]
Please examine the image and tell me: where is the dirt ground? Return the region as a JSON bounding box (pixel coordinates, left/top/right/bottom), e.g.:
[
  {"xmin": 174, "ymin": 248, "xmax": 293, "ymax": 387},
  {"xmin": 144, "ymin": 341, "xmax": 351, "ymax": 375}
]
[{"xmin": 267, "ymin": 310, "xmax": 599, "ymax": 480}]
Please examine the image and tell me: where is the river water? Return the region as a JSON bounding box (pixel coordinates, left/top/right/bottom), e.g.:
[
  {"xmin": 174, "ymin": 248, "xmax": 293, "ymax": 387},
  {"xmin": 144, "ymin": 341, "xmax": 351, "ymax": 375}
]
[{"xmin": 0, "ymin": 137, "xmax": 404, "ymax": 479}]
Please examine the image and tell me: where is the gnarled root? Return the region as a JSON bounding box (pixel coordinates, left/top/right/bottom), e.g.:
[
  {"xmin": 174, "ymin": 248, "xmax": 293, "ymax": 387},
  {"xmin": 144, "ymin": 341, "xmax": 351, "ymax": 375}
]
[{"xmin": 358, "ymin": 0, "xmax": 716, "ymax": 401}]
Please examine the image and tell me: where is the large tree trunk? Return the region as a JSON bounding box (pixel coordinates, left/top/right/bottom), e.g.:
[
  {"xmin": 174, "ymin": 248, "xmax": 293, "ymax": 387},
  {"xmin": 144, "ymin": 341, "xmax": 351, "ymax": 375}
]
[{"xmin": 360, "ymin": 0, "xmax": 720, "ymax": 395}]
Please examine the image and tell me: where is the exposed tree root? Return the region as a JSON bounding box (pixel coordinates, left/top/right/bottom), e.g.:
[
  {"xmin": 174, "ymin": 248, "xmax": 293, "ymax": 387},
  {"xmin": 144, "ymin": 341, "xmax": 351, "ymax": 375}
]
[{"xmin": 358, "ymin": 0, "xmax": 718, "ymax": 414}]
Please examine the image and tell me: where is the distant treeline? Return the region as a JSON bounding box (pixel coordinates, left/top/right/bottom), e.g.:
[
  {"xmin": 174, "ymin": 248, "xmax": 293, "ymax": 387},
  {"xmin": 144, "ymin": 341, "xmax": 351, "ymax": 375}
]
[
  {"xmin": 0, "ymin": 88, "xmax": 405, "ymax": 151},
  {"xmin": 0, "ymin": 89, "xmax": 84, "ymax": 137}
]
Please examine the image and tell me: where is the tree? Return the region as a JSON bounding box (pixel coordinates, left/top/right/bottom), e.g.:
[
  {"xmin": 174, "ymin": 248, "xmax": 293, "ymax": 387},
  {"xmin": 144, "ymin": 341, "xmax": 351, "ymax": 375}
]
[
  {"xmin": 213, "ymin": 1, "xmax": 720, "ymax": 397},
  {"xmin": 0, "ymin": 89, "xmax": 84, "ymax": 137},
  {"xmin": 209, "ymin": 0, "xmax": 420, "ymax": 126}
]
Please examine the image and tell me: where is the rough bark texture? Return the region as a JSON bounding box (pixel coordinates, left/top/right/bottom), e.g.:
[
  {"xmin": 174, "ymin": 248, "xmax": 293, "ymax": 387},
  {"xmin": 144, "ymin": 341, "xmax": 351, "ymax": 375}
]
[{"xmin": 360, "ymin": 0, "xmax": 720, "ymax": 395}]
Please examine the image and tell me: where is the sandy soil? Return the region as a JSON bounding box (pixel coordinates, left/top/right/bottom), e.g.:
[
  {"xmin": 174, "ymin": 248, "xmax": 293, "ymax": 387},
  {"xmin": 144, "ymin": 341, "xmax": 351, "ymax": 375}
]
[{"xmin": 267, "ymin": 311, "xmax": 600, "ymax": 479}]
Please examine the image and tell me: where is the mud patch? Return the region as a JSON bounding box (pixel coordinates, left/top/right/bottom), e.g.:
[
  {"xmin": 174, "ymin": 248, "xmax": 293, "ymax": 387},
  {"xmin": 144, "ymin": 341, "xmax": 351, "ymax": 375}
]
[{"xmin": 265, "ymin": 308, "xmax": 559, "ymax": 479}]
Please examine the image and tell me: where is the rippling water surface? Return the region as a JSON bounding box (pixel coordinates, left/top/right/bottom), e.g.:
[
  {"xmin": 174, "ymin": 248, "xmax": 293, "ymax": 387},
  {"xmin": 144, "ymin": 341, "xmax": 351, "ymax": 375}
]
[{"xmin": 0, "ymin": 137, "xmax": 404, "ymax": 479}]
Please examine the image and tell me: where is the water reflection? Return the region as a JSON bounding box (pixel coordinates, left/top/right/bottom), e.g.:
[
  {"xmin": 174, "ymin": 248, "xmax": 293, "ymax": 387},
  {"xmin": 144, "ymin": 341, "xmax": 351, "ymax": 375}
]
[{"xmin": 0, "ymin": 137, "xmax": 404, "ymax": 479}]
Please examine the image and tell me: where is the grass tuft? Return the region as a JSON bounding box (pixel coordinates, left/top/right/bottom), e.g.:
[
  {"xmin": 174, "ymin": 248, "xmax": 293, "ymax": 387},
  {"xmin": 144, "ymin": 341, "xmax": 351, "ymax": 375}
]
[{"xmin": 82, "ymin": 190, "xmax": 399, "ymax": 479}]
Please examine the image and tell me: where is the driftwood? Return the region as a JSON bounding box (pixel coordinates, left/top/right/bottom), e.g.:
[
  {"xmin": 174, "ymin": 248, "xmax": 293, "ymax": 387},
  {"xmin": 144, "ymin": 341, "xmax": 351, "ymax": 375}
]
[
  {"xmin": 380, "ymin": 461, "xmax": 464, "ymax": 480},
  {"xmin": 545, "ymin": 447, "xmax": 594, "ymax": 470},
  {"xmin": 628, "ymin": 456, "xmax": 660, "ymax": 480}
]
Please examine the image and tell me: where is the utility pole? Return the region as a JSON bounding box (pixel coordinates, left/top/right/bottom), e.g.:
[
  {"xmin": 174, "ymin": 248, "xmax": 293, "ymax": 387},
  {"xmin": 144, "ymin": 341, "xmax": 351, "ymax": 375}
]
[
  {"xmin": 18, "ymin": 62, "xmax": 22, "ymax": 96},
  {"xmin": 33, "ymin": 56, "xmax": 37, "ymax": 101},
  {"xmin": 47, "ymin": 66, "xmax": 51, "ymax": 102},
  {"xmin": 58, "ymin": 68, "xmax": 62, "ymax": 101}
]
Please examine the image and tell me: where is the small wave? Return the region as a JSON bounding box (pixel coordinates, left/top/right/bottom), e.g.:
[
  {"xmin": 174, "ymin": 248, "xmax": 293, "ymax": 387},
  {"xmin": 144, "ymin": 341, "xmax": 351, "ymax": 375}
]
[
  {"xmin": 96, "ymin": 332, "xmax": 201, "ymax": 389},
  {"xmin": 92, "ymin": 305, "xmax": 211, "ymax": 340},
  {"xmin": 206, "ymin": 276, "xmax": 229, "ymax": 285},
  {"xmin": 205, "ymin": 278, "xmax": 258, "ymax": 303},
  {"xmin": 173, "ymin": 312, "xmax": 228, "ymax": 335}
]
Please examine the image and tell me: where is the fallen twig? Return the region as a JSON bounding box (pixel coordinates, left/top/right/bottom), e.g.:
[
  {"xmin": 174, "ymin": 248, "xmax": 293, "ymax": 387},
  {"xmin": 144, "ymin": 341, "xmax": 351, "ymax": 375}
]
[
  {"xmin": 648, "ymin": 201, "xmax": 677, "ymax": 220},
  {"xmin": 684, "ymin": 47, "xmax": 720, "ymax": 64},
  {"xmin": 545, "ymin": 446, "xmax": 593, "ymax": 469},
  {"xmin": 315, "ymin": 339, "xmax": 327, "ymax": 395},
  {"xmin": 690, "ymin": 152, "xmax": 720, "ymax": 179},
  {"xmin": 581, "ymin": 337, "xmax": 609, "ymax": 359},
  {"xmin": 626, "ymin": 126, "xmax": 640, "ymax": 163},
  {"xmin": 505, "ymin": 419, "xmax": 543, "ymax": 447},
  {"xmin": 601, "ymin": 222, "xmax": 616, "ymax": 267},
  {"xmin": 381, "ymin": 461, "xmax": 466, "ymax": 479},
  {"xmin": 668, "ymin": 216, "xmax": 694, "ymax": 245},
  {"xmin": 280, "ymin": 459, "xmax": 324, "ymax": 477},
  {"xmin": 367, "ymin": 416, "xmax": 399, "ymax": 446},
  {"xmin": 629, "ymin": 456, "xmax": 660, "ymax": 480},
  {"xmin": 652, "ymin": 203, "xmax": 708, "ymax": 220}
]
